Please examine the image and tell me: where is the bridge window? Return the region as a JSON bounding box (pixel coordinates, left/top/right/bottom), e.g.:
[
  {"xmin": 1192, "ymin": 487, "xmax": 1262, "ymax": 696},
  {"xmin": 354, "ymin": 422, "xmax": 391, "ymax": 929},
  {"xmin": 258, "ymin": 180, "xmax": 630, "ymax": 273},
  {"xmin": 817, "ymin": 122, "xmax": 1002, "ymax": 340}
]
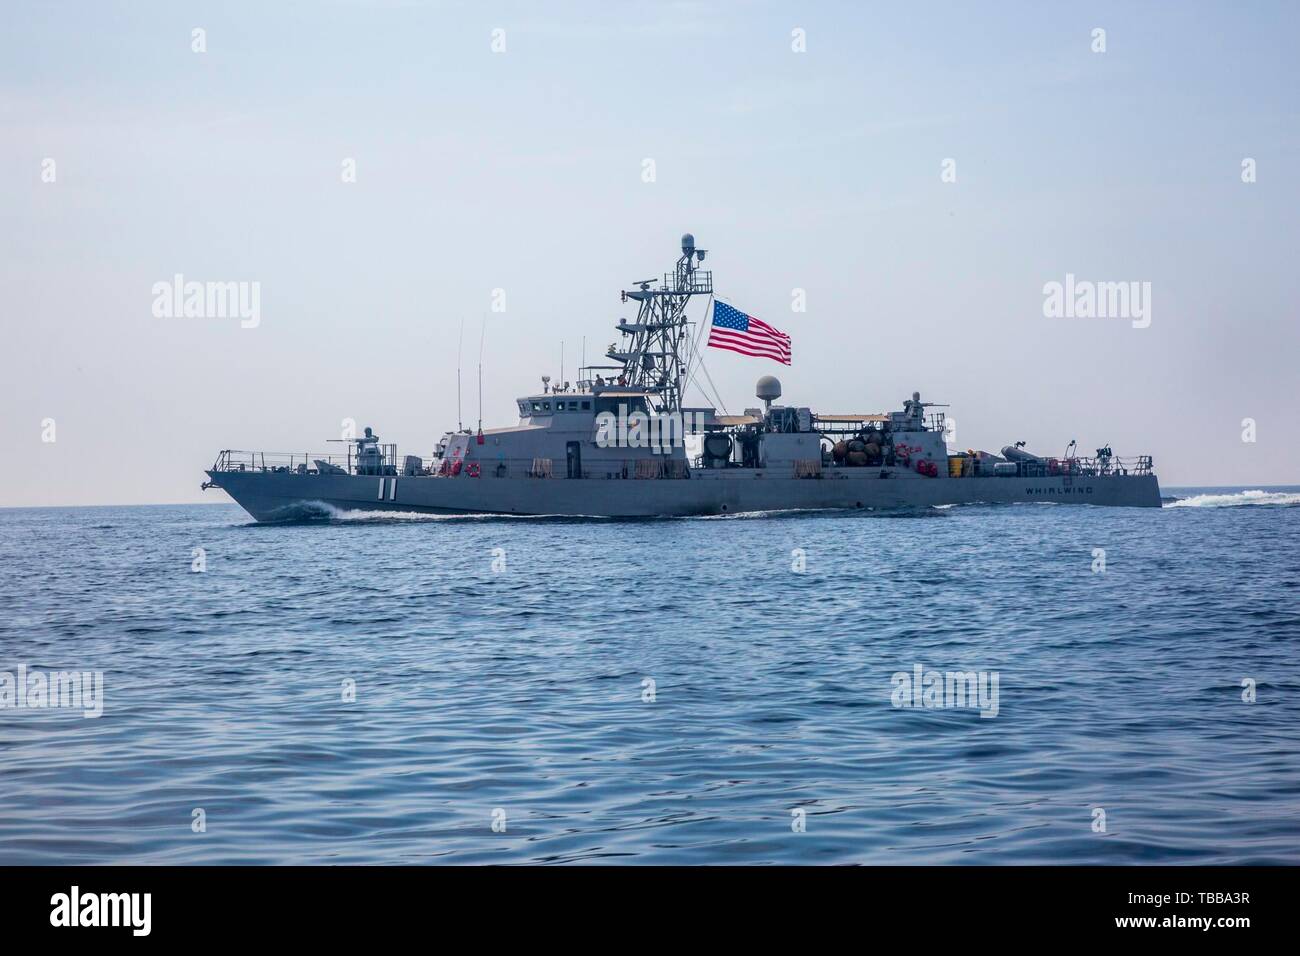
[{"xmin": 595, "ymin": 396, "xmax": 649, "ymax": 416}]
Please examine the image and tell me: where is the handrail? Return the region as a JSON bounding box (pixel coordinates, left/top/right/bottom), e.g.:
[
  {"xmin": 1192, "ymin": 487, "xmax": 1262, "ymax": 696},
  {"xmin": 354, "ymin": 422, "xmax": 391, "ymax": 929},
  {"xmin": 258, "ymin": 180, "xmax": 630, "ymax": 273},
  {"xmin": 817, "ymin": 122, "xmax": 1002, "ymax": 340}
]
[
  {"xmin": 664, "ymin": 269, "xmax": 712, "ymax": 294},
  {"xmin": 211, "ymin": 448, "xmax": 1153, "ymax": 480},
  {"xmin": 212, "ymin": 449, "xmax": 698, "ymax": 479},
  {"xmin": 211, "ymin": 449, "xmax": 370, "ymax": 474},
  {"xmin": 1003, "ymin": 455, "xmax": 1153, "ymax": 477}
]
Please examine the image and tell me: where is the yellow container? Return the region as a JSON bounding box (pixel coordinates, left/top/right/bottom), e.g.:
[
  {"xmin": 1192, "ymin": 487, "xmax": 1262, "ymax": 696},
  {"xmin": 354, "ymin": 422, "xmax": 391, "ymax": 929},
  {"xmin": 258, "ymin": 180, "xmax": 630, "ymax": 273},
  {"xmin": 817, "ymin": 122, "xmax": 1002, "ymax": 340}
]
[{"xmin": 948, "ymin": 456, "xmax": 965, "ymax": 478}]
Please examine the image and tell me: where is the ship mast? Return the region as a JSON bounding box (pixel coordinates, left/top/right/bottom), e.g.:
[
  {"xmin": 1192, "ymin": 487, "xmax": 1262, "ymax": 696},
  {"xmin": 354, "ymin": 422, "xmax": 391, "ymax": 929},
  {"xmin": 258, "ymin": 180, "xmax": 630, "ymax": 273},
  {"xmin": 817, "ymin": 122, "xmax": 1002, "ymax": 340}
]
[{"xmin": 609, "ymin": 233, "xmax": 712, "ymax": 414}]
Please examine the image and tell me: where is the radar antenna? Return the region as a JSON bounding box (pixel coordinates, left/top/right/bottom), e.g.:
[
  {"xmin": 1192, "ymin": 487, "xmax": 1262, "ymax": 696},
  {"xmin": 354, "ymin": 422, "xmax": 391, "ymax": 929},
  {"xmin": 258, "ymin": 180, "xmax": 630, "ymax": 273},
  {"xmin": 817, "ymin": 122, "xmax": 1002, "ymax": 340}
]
[{"xmin": 610, "ymin": 232, "xmax": 712, "ymax": 413}]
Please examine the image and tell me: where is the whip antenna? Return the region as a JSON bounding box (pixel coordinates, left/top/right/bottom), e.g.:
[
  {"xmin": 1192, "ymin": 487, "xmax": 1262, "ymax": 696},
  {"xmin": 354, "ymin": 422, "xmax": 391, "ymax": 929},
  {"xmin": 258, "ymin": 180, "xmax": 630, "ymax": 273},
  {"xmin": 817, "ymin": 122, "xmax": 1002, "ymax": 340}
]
[
  {"xmin": 456, "ymin": 317, "xmax": 465, "ymax": 432},
  {"xmin": 477, "ymin": 316, "xmax": 485, "ymax": 443}
]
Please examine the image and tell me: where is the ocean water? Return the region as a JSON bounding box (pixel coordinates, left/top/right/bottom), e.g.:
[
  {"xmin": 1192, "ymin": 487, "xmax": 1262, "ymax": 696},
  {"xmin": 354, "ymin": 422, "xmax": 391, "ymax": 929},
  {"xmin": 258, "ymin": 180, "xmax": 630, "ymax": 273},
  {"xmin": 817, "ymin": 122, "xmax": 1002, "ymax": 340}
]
[{"xmin": 1, "ymin": 488, "xmax": 1298, "ymax": 865}]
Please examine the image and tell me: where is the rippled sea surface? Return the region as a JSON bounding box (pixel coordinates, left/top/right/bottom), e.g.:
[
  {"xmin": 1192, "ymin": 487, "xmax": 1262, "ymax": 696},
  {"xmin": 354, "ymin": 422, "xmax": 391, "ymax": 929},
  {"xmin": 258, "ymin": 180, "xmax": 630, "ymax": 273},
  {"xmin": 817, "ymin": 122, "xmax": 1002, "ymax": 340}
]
[{"xmin": 2, "ymin": 488, "xmax": 1298, "ymax": 864}]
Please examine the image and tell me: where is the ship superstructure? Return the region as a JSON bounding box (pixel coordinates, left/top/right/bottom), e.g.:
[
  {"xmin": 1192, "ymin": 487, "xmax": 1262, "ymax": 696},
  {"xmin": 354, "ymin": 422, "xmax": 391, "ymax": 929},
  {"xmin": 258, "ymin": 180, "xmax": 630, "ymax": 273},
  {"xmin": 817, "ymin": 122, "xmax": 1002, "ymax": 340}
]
[{"xmin": 204, "ymin": 234, "xmax": 1160, "ymax": 520}]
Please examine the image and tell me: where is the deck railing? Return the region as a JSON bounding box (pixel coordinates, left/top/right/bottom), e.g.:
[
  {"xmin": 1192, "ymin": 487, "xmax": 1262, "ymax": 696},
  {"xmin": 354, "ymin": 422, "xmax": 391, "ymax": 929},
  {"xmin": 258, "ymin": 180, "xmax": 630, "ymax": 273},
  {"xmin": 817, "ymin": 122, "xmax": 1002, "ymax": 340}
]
[
  {"xmin": 665, "ymin": 269, "xmax": 712, "ymax": 294},
  {"xmin": 211, "ymin": 450, "xmax": 344, "ymax": 473},
  {"xmin": 211, "ymin": 449, "xmax": 701, "ymax": 479},
  {"xmin": 211, "ymin": 447, "xmax": 401, "ymax": 475},
  {"xmin": 1010, "ymin": 455, "xmax": 1153, "ymax": 477},
  {"xmin": 213, "ymin": 448, "xmax": 1153, "ymax": 480}
]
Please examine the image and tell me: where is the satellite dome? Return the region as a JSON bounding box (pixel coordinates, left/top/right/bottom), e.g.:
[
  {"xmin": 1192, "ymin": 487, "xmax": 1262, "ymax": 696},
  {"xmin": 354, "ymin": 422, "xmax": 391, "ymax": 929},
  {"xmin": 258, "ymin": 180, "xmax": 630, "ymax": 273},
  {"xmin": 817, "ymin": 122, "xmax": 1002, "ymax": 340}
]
[
  {"xmin": 756, "ymin": 375, "xmax": 782, "ymax": 402},
  {"xmin": 681, "ymin": 233, "xmax": 695, "ymax": 255}
]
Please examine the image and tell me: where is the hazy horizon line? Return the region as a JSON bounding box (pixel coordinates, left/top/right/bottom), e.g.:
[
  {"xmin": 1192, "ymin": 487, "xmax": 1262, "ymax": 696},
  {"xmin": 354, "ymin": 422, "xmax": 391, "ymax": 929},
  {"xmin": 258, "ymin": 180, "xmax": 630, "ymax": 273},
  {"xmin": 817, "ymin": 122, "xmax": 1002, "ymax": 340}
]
[{"xmin": 5, "ymin": 483, "xmax": 1300, "ymax": 512}]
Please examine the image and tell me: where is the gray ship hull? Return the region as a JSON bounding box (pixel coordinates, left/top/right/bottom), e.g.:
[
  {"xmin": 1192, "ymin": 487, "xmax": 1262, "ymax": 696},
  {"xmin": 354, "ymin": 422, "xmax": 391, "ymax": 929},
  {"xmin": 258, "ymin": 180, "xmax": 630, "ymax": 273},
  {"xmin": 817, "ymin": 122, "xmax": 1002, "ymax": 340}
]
[
  {"xmin": 207, "ymin": 469, "xmax": 1162, "ymax": 521},
  {"xmin": 203, "ymin": 235, "xmax": 1164, "ymax": 523}
]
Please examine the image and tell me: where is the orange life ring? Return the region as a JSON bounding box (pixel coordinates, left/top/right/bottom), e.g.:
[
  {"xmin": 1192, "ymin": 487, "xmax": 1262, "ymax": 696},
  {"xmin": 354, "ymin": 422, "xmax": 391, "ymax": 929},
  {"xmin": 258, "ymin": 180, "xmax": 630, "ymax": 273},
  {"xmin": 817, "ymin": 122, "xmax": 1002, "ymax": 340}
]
[{"xmin": 466, "ymin": 462, "xmax": 480, "ymax": 478}]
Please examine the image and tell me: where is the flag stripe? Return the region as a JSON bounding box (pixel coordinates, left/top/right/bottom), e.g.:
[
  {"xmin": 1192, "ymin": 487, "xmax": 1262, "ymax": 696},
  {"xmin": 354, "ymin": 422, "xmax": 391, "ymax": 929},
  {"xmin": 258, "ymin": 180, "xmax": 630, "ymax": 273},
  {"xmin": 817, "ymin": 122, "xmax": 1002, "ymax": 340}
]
[
  {"xmin": 711, "ymin": 327, "xmax": 790, "ymax": 352},
  {"xmin": 708, "ymin": 341, "xmax": 789, "ymax": 362},
  {"xmin": 708, "ymin": 331, "xmax": 790, "ymax": 360},
  {"xmin": 708, "ymin": 325, "xmax": 791, "ymax": 348},
  {"xmin": 707, "ymin": 340, "xmax": 785, "ymax": 361},
  {"xmin": 708, "ymin": 325, "xmax": 791, "ymax": 352},
  {"xmin": 709, "ymin": 341, "xmax": 792, "ymax": 365},
  {"xmin": 707, "ymin": 337, "xmax": 790, "ymax": 362},
  {"xmin": 706, "ymin": 301, "xmax": 792, "ymax": 367}
]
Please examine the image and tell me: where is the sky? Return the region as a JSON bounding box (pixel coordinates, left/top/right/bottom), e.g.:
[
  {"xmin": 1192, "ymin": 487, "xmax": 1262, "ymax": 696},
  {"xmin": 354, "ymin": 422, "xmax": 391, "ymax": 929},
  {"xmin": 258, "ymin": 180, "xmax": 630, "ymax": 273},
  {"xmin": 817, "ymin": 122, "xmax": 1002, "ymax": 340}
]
[{"xmin": 1, "ymin": 0, "xmax": 1297, "ymax": 506}]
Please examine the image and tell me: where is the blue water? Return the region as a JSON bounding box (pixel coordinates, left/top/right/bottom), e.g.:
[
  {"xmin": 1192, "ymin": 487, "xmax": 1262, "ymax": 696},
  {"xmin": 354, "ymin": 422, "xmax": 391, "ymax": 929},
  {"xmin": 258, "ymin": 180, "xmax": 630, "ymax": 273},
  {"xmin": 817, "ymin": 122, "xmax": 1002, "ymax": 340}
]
[{"xmin": 1, "ymin": 489, "xmax": 1298, "ymax": 864}]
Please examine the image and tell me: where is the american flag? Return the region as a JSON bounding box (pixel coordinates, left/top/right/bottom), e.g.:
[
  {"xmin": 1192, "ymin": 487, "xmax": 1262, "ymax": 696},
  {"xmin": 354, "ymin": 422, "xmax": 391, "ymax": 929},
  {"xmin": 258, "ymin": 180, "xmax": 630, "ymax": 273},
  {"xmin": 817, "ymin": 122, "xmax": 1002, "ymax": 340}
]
[{"xmin": 707, "ymin": 301, "xmax": 792, "ymax": 365}]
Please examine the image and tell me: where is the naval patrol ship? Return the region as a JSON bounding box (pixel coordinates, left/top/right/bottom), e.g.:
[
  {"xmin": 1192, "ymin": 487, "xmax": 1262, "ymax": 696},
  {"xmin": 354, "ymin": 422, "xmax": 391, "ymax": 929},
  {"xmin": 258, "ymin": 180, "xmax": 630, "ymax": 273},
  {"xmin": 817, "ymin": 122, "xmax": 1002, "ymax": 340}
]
[{"xmin": 203, "ymin": 234, "xmax": 1160, "ymax": 520}]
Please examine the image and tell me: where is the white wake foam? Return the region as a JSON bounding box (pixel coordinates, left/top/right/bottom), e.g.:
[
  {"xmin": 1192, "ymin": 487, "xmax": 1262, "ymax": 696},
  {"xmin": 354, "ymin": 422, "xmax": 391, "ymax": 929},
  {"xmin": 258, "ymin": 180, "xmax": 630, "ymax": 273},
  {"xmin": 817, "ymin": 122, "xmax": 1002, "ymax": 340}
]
[
  {"xmin": 1167, "ymin": 489, "xmax": 1300, "ymax": 508},
  {"xmin": 279, "ymin": 501, "xmax": 474, "ymax": 522},
  {"xmin": 689, "ymin": 507, "xmax": 847, "ymax": 520},
  {"xmin": 279, "ymin": 501, "xmax": 604, "ymax": 523}
]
